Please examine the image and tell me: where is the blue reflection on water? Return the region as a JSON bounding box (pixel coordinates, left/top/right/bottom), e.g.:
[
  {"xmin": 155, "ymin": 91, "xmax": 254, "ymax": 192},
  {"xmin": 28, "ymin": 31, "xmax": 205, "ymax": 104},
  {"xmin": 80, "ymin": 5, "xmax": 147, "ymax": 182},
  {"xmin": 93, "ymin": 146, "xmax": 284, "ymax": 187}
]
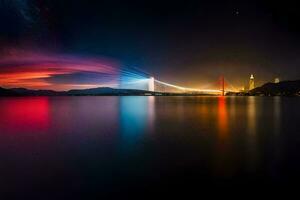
[{"xmin": 119, "ymin": 97, "xmax": 154, "ymax": 149}]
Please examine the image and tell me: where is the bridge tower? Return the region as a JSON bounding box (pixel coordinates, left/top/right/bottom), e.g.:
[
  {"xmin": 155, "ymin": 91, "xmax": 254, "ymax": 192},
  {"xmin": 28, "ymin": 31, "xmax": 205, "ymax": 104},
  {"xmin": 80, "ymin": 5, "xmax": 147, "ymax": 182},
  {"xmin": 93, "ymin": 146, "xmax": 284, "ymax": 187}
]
[
  {"xmin": 221, "ymin": 76, "xmax": 225, "ymax": 96},
  {"xmin": 148, "ymin": 77, "xmax": 155, "ymax": 92}
]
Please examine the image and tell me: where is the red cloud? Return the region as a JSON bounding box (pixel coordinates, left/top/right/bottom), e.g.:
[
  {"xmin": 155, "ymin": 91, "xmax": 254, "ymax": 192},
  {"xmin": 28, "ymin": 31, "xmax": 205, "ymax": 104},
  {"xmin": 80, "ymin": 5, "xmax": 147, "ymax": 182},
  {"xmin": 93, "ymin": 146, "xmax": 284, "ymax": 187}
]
[{"xmin": 0, "ymin": 50, "xmax": 119, "ymax": 90}]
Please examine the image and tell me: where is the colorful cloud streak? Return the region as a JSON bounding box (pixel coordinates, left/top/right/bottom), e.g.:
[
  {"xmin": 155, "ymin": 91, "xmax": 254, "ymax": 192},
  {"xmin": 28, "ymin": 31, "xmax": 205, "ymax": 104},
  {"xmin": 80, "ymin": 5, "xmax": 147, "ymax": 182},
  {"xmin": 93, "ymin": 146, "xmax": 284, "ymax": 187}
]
[{"xmin": 0, "ymin": 50, "xmax": 121, "ymax": 91}]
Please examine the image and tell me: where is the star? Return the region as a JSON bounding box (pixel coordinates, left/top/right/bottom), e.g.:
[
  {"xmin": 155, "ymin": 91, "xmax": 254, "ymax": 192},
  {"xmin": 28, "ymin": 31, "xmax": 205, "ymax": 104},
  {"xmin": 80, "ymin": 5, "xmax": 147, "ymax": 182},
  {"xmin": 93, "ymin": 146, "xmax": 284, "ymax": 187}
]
[{"xmin": 234, "ymin": 9, "xmax": 240, "ymax": 16}]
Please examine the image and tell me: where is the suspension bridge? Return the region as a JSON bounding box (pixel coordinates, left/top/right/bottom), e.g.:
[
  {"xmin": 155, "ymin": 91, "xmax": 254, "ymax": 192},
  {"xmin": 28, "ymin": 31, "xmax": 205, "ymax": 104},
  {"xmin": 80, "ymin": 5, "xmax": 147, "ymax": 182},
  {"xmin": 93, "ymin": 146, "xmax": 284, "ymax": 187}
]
[
  {"xmin": 118, "ymin": 67, "xmax": 238, "ymax": 96},
  {"xmin": 152, "ymin": 77, "xmax": 238, "ymax": 95}
]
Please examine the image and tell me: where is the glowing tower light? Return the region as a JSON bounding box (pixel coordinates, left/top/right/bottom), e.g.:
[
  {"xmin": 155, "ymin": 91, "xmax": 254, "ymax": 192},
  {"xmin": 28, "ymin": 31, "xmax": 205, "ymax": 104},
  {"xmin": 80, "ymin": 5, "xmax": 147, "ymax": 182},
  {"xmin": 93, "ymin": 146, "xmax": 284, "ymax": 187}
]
[{"xmin": 249, "ymin": 74, "xmax": 255, "ymax": 90}]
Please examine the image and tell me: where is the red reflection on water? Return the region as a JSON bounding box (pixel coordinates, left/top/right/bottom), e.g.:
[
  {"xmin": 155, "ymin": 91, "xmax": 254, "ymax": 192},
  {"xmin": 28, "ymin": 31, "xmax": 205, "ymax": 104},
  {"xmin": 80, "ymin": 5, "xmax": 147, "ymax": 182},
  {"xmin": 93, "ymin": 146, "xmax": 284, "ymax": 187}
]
[
  {"xmin": 0, "ymin": 97, "xmax": 50, "ymax": 132},
  {"xmin": 217, "ymin": 96, "xmax": 228, "ymax": 138},
  {"xmin": 214, "ymin": 96, "xmax": 232, "ymax": 177}
]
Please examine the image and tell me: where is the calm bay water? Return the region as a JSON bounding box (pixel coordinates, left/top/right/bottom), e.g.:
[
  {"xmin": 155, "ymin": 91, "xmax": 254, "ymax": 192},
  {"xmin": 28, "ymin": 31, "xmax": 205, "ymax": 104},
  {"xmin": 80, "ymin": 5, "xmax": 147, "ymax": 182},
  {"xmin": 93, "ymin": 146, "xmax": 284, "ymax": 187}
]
[{"xmin": 0, "ymin": 96, "xmax": 300, "ymax": 197}]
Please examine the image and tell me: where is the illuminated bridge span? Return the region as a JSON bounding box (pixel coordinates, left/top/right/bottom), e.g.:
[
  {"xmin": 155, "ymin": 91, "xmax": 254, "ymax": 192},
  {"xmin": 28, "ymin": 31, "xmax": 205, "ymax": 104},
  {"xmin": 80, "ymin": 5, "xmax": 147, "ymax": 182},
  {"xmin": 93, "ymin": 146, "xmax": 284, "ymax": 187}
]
[
  {"xmin": 66, "ymin": 64, "xmax": 239, "ymax": 95},
  {"xmin": 148, "ymin": 76, "xmax": 238, "ymax": 95},
  {"xmin": 154, "ymin": 79, "xmax": 223, "ymax": 95},
  {"xmin": 117, "ymin": 67, "xmax": 238, "ymax": 95}
]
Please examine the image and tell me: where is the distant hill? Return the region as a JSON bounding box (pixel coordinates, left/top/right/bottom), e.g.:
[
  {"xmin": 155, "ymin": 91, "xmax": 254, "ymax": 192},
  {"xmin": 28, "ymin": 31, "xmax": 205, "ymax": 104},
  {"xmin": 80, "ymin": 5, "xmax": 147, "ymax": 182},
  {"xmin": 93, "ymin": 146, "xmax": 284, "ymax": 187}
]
[
  {"xmin": 67, "ymin": 87, "xmax": 152, "ymax": 95},
  {"xmin": 250, "ymin": 80, "xmax": 300, "ymax": 96},
  {"xmin": 0, "ymin": 87, "xmax": 154, "ymax": 96},
  {"xmin": 0, "ymin": 87, "xmax": 18, "ymax": 96}
]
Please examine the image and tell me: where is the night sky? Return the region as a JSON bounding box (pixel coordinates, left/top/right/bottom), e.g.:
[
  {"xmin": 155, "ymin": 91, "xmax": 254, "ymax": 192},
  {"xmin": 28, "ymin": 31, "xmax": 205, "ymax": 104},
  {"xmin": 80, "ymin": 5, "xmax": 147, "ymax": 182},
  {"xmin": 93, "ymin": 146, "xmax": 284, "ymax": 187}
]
[{"xmin": 0, "ymin": 0, "xmax": 300, "ymax": 90}]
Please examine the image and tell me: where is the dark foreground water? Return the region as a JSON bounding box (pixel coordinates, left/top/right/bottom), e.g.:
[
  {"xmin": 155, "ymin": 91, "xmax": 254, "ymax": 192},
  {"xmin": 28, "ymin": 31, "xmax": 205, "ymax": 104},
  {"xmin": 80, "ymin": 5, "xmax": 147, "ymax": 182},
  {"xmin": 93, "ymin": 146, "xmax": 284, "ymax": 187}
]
[{"xmin": 0, "ymin": 96, "xmax": 300, "ymax": 198}]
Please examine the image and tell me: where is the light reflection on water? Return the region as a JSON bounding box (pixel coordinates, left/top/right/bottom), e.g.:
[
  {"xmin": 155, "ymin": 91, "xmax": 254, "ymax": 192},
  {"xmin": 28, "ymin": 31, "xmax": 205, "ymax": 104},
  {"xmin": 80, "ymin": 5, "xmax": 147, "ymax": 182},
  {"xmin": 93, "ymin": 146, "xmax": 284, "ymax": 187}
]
[
  {"xmin": 0, "ymin": 97, "xmax": 50, "ymax": 133},
  {"xmin": 119, "ymin": 96, "xmax": 155, "ymax": 148},
  {"xmin": 246, "ymin": 96, "xmax": 259, "ymax": 173},
  {"xmin": 0, "ymin": 96, "xmax": 300, "ymax": 195},
  {"xmin": 217, "ymin": 96, "xmax": 228, "ymax": 139},
  {"xmin": 247, "ymin": 96, "xmax": 257, "ymax": 136}
]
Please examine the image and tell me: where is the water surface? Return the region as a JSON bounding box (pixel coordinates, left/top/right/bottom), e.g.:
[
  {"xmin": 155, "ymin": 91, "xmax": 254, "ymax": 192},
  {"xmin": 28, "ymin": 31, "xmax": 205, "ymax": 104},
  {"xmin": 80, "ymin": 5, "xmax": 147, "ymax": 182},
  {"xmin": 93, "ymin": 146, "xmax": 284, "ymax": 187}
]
[{"xmin": 0, "ymin": 96, "xmax": 299, "ymax": 197}]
